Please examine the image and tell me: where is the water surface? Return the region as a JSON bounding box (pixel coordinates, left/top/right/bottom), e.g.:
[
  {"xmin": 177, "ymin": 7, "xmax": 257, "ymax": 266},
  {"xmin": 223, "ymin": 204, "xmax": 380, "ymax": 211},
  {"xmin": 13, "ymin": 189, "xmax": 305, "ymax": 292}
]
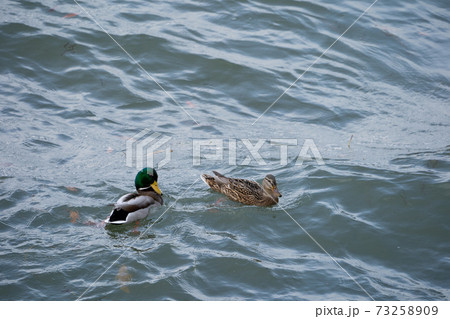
[{"xmin": 0, "ymin": 0, "xmax": 449, "ymax": 300}]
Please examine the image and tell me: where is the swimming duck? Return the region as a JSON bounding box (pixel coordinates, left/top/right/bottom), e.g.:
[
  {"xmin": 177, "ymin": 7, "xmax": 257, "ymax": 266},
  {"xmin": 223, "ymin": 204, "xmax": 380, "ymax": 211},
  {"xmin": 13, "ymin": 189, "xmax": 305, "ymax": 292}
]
[
  {"xmin": 201, "ymin": 171, "xmax": 282, "ymax": 206},
  {"xmin": 105, "ymin": 168, "xmax": 163, "ymax": 225}
]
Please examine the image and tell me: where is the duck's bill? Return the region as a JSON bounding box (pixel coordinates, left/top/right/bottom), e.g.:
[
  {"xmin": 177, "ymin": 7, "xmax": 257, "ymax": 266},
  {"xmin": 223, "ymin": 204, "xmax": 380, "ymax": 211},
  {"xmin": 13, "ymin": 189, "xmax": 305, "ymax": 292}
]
[
  {"xmin": 274, "ymin": 188, "xmax": 282, "ymax": 197},
  {"xmin": 151, "ymin": 181, "xmax": 163, "ymax": 195}
]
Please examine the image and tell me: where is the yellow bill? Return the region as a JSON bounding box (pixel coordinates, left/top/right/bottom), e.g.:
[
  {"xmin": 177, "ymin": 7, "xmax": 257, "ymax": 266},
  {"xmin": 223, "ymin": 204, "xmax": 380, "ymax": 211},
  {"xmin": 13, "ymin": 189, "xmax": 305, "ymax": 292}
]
[{"xmin": 151, "ymin": 181, "xmax": 163, "ymax": 195}]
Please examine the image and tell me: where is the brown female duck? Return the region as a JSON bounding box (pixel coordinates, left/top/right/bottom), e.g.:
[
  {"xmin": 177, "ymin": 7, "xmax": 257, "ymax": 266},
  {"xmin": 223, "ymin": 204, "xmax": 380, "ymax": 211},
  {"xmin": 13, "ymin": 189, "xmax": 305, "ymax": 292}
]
[{"xmin": 201, "ymin": 171, "xmax": 282, "ymax": 206}]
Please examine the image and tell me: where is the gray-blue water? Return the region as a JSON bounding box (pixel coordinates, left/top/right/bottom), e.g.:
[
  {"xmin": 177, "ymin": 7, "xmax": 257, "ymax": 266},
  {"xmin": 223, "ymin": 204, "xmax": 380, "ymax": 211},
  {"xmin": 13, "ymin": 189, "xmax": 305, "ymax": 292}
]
[{"xmin": 0, "ymin": 0, "xmax": 449, "ymax": 300}]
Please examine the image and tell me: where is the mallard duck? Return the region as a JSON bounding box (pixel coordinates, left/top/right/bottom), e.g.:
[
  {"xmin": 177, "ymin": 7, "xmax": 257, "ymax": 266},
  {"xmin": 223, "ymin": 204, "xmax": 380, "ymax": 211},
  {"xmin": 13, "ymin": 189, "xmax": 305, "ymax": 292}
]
[
  {"xmin": 105, "ymin": 168, "xmax": 163, "ymax": 225},
  {"xmin": 201, "ymin": 171, "xmax": 282, "ymax": 206}
]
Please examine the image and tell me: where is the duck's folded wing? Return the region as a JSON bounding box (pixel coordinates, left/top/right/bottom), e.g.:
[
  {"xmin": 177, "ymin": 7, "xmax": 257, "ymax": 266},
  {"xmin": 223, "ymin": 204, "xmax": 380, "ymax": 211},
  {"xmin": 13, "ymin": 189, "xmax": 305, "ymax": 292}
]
[
  {"xmin": 228, "ymin": 179, "xmax": 264, "ymax": 199},
  {"xmin": 115, "ymin": 193, "xmax": 157, "ymax": 212},
  {"xmin": 212, "ymin": 171, "xmax": 229, "ymax": 185}
]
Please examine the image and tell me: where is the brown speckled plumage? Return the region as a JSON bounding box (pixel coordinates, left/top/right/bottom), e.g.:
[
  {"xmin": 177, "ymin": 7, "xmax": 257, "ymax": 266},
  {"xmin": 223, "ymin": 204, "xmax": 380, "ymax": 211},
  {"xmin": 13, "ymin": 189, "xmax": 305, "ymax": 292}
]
[{"xmin": 201, "ymin": 171, "xmax": 282, "ymax": 206}]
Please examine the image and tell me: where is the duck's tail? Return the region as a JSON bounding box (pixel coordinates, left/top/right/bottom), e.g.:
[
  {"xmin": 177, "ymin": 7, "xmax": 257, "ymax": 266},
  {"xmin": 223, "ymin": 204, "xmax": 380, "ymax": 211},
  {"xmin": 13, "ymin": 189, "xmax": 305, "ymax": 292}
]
[
  {"xmin": 201, "ymin": 172, "xmax": 224, "ymax": 192},
  {"xmin": 200, "ymin": 173, "xmax": 213, "ymax": 185}
]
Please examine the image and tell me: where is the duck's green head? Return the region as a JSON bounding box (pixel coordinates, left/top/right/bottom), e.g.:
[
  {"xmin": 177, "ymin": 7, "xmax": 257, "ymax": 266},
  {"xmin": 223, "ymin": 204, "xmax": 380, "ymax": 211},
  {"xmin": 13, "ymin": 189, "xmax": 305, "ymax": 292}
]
[{"xmin": 135, "ymin": 167, "xmax": 162, "ymax": 195}]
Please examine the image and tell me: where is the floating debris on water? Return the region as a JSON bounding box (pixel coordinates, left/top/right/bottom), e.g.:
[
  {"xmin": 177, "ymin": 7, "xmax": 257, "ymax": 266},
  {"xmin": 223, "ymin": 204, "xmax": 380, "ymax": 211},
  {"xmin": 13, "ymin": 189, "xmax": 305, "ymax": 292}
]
[
  {"xmin": 69, "ymin": 210, "xmax": 79, "ymax": 224},
  {"xmin": 116, "ymin": 265, "xmax": 132, "ymax": 293}
]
